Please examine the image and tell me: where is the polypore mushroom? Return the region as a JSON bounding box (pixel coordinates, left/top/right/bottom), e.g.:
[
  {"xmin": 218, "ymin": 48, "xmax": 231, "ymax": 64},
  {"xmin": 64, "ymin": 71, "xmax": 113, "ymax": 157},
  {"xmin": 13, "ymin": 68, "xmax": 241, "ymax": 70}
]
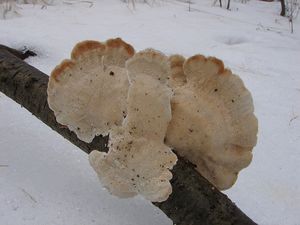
[
  {"xmin": 166, "ymin": 55, "xmax": 258, "ymax": 190},
  {"xmin": 48, "ymin": 37, "xmax": 257, "ymax": 200},
  {"xmin": 89, "ymin": 49, "xmax": 177, "ymax": 202},
  {"xmin": 47, "ymin": 38, "xmax": 134, "ymax": 143}
]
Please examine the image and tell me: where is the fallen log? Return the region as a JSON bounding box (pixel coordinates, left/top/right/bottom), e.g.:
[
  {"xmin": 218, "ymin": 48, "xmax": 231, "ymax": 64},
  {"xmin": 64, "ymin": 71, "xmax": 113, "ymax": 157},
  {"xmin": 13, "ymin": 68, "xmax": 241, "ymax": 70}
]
[{"xmin": 0, "ymin": 47, "xmax": 257, "ymax": 225}]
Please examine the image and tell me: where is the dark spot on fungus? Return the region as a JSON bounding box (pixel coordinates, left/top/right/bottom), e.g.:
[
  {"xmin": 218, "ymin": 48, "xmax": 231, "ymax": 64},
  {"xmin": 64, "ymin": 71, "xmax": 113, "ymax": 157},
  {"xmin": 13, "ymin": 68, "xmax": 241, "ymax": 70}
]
[
  {"xmin": 232, "ymin": 99, "xmax": 235, "ymax": 103},
  {"xmin": 189, "ymin": 128, "xmax": 193, "ymax": 133},
  {"xmin": 80, "ymin": 67, "xmax": 82, "ymax": 70},
  {"xmin": 137, "ymin": 174, "xmax": 140, "ymax": 178},
  {"xmin": 214, "ymin": 88, "xmax": 218, "ymax": 92},
  {"xmin": 109, "ymin": 71, "xmax": 114, "ymax": 76}
]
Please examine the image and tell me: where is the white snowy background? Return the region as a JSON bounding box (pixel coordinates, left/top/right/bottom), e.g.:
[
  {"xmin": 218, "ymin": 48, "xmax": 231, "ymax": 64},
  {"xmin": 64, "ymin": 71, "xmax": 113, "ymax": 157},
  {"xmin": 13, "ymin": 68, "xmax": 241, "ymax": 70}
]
[{"xmin": 0, "ymin": 0, "xmax": 299, "ymax": 224}]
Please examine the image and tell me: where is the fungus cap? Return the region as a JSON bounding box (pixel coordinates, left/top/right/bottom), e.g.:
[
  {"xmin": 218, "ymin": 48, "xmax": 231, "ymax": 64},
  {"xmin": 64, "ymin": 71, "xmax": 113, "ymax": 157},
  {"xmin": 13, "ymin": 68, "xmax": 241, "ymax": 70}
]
[
  {"xmin": 47, "ymin": 38, "xmax": 134, "ymax": 143},
  {"xmin": 166, "ymin": 54, "xmax": 258, "ymax": 190},
  {"xmin": 89, "ymin": 49, "xmax": 177, "ymax": 202}
]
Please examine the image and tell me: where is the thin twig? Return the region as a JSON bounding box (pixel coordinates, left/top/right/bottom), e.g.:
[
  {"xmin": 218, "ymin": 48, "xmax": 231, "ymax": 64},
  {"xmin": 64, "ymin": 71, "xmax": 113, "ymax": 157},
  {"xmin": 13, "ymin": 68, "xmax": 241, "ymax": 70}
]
[{"xmin": 21, "ymin": 188, "xmax": 38, "ymax": 203}]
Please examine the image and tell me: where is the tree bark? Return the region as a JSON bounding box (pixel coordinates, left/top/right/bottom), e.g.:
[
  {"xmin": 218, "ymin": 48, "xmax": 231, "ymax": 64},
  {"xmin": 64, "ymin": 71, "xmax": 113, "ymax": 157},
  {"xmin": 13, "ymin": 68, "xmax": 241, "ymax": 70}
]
[
  {"xmin": 0, "ymin": 47, "xmax": 258, "ymax": 225},
  {"xmin": 0, "ymin": 44, "xmax": 36, "ymax": 60},
  {"xmin": 280, "ymin": 0, "xmax": 286, "ymax": 16},
  {"xmin": 226, "ymin": 0, "xmax": 231, "ymax": 10}
]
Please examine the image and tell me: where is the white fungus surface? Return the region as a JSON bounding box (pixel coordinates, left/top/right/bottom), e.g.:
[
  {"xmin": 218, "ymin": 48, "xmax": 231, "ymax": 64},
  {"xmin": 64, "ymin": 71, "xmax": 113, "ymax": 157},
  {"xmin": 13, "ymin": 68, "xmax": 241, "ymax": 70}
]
[
  {"xmin": 166, "ymin": 55, "xmax": 258, "ymax": 190},
  {"xmin": 47, "ymin": 38, "xmax": 134, "ymax": 143},
  {"xmin": 89, "ymin": 49, "xmax": 177, "ymax": 202}
]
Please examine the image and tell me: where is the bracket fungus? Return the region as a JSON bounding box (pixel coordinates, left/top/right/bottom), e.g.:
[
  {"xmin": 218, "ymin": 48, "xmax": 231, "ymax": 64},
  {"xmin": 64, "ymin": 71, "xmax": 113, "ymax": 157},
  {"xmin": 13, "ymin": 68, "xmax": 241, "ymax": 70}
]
[
  {"xmin": 47, "ymin": 38, "xmax": 257, "ymax": 202},
  {"xmin": 89, "ymin": 49, "xmax": 177, "ymax": 202},
  {"xmin": 166, "ymin": 55, "xmax": 258, "ymax": 190},
  {"xmin": 47, "ymin": 38, "xmax": 134, "ymax": 142}
]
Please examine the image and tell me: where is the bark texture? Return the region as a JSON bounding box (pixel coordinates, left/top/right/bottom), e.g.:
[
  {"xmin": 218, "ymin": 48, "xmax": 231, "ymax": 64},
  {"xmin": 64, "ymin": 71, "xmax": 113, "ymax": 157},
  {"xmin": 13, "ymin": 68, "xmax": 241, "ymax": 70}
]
[
  {"xmin": 0, "ymin": 48, "xmax": 257, "ymax": 225},
  {"xmin": 226, "ymin": 0, "xmax": 231, "ymax": 10},
  {"xmin": 280, "ymin": 0, "xmax": 286, "ymax": 16},
  {"xmin": 0, "ymin": 44, "xmax": 36, "ymax": 60}
]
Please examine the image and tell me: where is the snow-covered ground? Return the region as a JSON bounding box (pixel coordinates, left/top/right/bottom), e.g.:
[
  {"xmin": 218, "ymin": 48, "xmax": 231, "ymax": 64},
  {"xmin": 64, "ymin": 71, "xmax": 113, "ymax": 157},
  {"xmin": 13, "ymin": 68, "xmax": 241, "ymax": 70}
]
[{"xmin": 0, "ymin": 0, "xmax": 299, "ymax": 224}]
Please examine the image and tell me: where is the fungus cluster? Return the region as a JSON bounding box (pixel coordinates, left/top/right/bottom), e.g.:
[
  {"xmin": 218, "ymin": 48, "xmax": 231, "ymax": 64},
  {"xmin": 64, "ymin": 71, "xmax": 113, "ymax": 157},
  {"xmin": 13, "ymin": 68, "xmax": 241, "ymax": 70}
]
[{"xmin": 47, "ymin": 38, "xmax": 258, "ymax": 202}]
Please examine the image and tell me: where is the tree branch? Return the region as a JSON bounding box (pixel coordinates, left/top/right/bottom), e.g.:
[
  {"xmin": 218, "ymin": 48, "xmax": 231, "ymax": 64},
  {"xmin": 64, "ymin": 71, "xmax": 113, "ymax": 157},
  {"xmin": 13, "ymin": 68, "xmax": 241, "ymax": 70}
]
[
  {"xmin": 0, "ymin": 47, "xmax": 257, "ymax": 225},
  {"xmin": 0, "ymin": 44, "xmax": 36, "ymax": 60}
]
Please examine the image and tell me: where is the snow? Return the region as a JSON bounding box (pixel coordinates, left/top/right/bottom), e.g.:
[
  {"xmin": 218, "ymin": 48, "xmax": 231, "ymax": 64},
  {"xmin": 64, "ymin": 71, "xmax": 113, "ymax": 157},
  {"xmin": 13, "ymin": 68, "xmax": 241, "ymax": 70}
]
[{"xmin": 0, "ymin": 0, "xmax": 300, "ymax": 224}]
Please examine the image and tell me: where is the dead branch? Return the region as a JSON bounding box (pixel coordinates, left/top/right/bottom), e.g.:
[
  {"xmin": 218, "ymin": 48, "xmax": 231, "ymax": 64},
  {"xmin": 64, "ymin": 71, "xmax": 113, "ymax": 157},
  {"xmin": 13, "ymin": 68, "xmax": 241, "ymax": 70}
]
[{"xmin": 0, "ymin": 46, "xmax": 257, "ymax": 225}]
